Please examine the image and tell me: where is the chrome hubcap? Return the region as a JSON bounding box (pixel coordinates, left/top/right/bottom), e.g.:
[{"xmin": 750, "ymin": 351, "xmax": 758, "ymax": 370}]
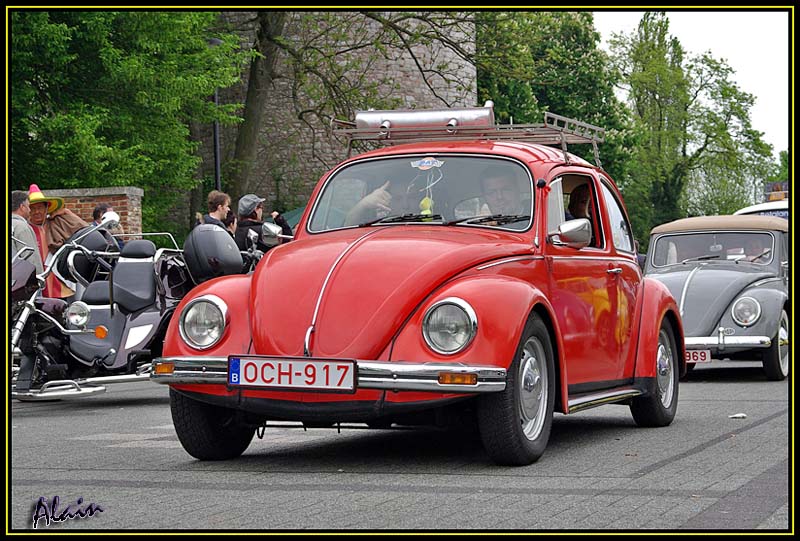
[
  {"xmin": 518, "ymin": 337, "xmax": 548, "ymax": 440},
  {"xmin": 656, "ymin": 329, "xmax": 674, "ymax": 409}
]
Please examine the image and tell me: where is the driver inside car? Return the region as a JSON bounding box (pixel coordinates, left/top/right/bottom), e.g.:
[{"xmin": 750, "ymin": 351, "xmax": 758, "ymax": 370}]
[{"xmin": 343, "ymin": 179, "xmax": 416, "ymax": 226}]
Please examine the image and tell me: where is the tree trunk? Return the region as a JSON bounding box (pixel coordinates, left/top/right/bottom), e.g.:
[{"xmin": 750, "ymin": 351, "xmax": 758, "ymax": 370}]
[{"xmin": 227, "ymin": 11, "xmax": 287, "ymax": 202}]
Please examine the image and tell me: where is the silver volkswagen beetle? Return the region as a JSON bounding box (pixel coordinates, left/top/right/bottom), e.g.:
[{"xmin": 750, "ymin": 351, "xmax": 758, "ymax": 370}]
[{"xmin": 644, "ymin": 215, "xmax": 789, "ymax": 380}]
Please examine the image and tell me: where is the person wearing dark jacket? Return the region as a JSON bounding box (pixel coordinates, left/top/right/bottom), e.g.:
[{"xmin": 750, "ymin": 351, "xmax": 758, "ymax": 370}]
[
  {"xmin": 234, "ymin": 193, "xmax": 271, "ymax": 252},
  {"xmin": 194, "ymin": 190, "xmax": 232, "ymax": 233}
]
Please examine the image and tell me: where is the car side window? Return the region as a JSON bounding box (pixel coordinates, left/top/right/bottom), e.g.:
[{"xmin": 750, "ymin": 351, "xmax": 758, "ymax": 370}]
[
  {"xmin": 546, "ymin": 178, "xmax": 565, "ymax": 234},
  {"xmin": 599, "ymin": 182, "xmax": 634, "ymax": 253}
]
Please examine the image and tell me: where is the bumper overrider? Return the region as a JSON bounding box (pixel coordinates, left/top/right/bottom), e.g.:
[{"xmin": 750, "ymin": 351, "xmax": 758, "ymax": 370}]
[{"xmin": 150, "ymin": 357, "xmax": 507, "ymax": 393}]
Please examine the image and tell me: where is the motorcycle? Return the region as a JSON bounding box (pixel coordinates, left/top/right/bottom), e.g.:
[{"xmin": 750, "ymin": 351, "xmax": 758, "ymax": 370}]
[{"xmin": 11, "ymin": 215, "xmax": 268, "ymax": 401}]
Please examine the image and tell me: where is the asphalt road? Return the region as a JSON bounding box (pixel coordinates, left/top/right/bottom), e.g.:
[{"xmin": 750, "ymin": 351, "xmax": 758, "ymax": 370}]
[{"xmin": 8, "ymin": 360, "xmax": 791, "ymax": 532}]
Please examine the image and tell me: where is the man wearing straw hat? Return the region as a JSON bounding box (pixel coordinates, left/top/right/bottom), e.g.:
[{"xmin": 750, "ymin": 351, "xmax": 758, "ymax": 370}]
[{"xmin": 27, "ymin": 184, "xmax": 87, "ymax": 298}]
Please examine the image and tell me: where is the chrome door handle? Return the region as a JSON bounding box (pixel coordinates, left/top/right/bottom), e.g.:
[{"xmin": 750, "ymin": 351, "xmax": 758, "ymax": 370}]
[{"xmin": 607, "ymin": 268, "xmax": 623, "ymax": 274}]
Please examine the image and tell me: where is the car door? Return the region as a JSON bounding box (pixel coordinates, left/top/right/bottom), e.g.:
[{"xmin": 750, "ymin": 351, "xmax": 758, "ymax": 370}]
[
  {"xmin": 545, "ymin": 172, "xmax": 619, "ymax": 388},
  {"xmin": 597, "ymin": 177, "xmax": 643, "ymax": 381}
]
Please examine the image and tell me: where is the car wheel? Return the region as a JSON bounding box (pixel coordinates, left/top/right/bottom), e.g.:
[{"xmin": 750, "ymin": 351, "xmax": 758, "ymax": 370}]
[
  {"xmin": 630, "ymin": 319, "xmax": 679, "ymax": 427},
  {"xmin": 679, "ymin": 362, "xmax": 695, "ymax": 381},
  {"xmin": 477, "ymin": 313, "xmax": 555, "ymax": 466},
  {"xmin": 762, "ymin": 310, "xmax": 789, "ymax": 381},
  {"xmin": 170, "ymin": 388, "xmax": 254, "ymax": 460}
]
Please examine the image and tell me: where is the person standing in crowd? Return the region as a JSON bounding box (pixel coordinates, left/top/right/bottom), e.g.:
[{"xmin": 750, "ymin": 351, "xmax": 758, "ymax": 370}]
[
  {"xmin": 11, "ymin": 190, "xmax": 44, "ymax": 275},
  {"xmin": 194, "ymin": 190, "xmax": 231, "ymax": 231},
  {"xmin": 222, "ymin": 208, "xmax": 238, "ymax": 236},
  {"xmin": 92, "ymin": 202, "xmax": 125, "ymax": 250},
  {"xmin": 27, "ymin": 184, "xmax": 85, "ymax": 298},
  {"xmin": 234, "ymin": 193, "xmax": 268, "ymax": 251}
]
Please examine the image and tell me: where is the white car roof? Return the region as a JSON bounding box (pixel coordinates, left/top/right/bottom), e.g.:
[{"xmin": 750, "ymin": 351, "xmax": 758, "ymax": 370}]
[{"xmin": 733, "ymin": 200, "xmax": 788, "ymax": 216}]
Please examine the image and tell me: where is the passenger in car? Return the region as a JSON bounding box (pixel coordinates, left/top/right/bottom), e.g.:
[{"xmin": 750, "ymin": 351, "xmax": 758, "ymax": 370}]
[
  {"xmin": 565, "ymin": 184, "xmax": 591, "ymax": 221},
  {"xmin": 744, "ymin": 237, "xmax": 768, "ymax": 261},
  {"xmin": 480, "ymin": 172, "xmax": 524, "ymax": 215},
  {"xmin": 564, "ymin": 183, "xmax": 595, "ymax": 246}
]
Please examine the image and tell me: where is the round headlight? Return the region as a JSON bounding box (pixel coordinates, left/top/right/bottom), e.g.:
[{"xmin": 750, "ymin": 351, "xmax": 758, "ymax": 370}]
[
  {"xmin": 731, "ymin": 296, "xmax": 761, "ymax": 327},
  {"xmin": 422, "ymin": 298, "xmax": 477, "ymax": 355},
  {"xmin": 179, "ymin": 295, "xmax": 228, "ymax": 350},
  {"xmin": 66, "ymin": 301, "xmax": 90, "ymax": 328}
]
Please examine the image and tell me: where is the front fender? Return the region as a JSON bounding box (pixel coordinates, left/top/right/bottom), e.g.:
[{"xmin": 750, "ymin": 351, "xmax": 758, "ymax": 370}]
[
  {"xmin": 635, "ymin": 277, "xmax": 685, "ymax": 379},
  {"xmin": 718, "ymin": 285, "xmax": 787, "ymax": 340},
  {"xmin": 162, "ymin": 274, "xmax": 253, "ymax": 358},
  {"xmin": 390, "ymin": 274, "xmax": 566, "ymax": 407}
]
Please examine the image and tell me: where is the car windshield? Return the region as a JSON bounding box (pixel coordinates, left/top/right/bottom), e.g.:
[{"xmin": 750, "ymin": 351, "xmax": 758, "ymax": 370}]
[
  {"xmin": 308, "ymin": 155, "xmax": 533, "ymax": 233},
  {"xmin": 651, "ymin": 231, "xmax": 775, "ymax": 267}
]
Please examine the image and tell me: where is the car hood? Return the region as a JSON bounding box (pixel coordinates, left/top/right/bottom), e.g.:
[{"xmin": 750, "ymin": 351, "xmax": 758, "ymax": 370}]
[
  {"xmin": 647, "ymin": 264, "xmax": 773, "ymax": 335},
  {"xmin": 251, "ymin": 226, "xmax": 532, "ymax": 358}
]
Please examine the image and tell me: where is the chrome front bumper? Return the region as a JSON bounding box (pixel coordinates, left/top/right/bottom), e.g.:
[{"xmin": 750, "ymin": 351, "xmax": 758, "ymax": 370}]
[
  {"xmin": 151, "ymin": 357, "xmax": 507, "ymax": 393},
  {"xmin": 685, "ymin": 331, "xmax": 771, "ymax": 351}
]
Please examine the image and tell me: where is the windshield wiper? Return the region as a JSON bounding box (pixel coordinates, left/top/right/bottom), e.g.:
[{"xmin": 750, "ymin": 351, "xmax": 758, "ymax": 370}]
[
  {"xmin": 445, "ymin": 214, "xmax": 530, "ymax": 226},
  {"xmin": 680, "ymin": 254, "xmax": 721, "ymax": 264},
  {"xmin": 357, "ymin": 213, "xmax": 443, "ymax": 227}
]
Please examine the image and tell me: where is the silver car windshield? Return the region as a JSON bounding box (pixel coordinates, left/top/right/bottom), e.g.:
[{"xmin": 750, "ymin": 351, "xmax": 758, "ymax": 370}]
[
  {"xmin": 652, "ymin": 231, "xmax": 775, "ymax": 267},
  {"xmin": 308, "ymin": 155, "xmax": 533, "ymax": 233}
]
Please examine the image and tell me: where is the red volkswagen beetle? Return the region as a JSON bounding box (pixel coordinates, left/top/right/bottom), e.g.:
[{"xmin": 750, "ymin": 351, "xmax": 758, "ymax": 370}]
[{"xmin": 152, "ymin": 104, "xmax": 684, "ymax": 465}]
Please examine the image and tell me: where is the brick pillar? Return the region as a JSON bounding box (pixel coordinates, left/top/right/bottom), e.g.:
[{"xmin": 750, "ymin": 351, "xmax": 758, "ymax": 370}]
[{"xmin": 45, "ymin": 187, "xmax": 144, "ymax": 237}]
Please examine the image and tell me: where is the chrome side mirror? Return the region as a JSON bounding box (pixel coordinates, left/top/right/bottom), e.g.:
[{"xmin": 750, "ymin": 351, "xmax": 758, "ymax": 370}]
[
  {"xmin": 261, "ymin": 222, "xmax": 282, "ymax": 247},
  {"xmin": 548, "ymin": 218, "xmax": 591, "ymax": 249}
]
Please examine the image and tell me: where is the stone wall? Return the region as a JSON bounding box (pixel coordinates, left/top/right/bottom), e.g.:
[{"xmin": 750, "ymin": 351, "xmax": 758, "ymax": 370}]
[
  {"xmin": 184, "ymin": 11, "xmax": 478, "ymax": 220},
  {"xmin": 44, "ymin": 186, "xmax": 143, "ymax": 236}
]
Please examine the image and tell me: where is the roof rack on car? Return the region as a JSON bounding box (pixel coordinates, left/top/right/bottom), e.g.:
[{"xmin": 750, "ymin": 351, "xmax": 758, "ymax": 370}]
[{"xmin": 331, "ymin": 101, "xmax": 605, "ymax": 167}]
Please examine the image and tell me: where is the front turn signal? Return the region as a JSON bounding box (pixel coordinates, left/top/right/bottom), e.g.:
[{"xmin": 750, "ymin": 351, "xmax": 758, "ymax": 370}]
[
  {"xmin": 94, "ymin": 325, "xmax": 108, "ymax": 339},
  {"xmin": 154, "ymin": 362, "xmax": 175, "ymax": 375},
  {"xmin": 438, "ymin": 373, "xmax": 478, "ymax": 385}
]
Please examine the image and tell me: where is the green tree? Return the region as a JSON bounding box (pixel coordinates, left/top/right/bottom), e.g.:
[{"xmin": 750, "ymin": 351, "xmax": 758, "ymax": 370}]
[
  {"xmin": 475, "ymin": 12, "xmax": 637, "ymax": 195},
  {"xmin": 224, "ymin": 11, "xmax": 479, "ymax": 203},
  {"xmin": 610, "ymin": 12, "xmax": 773, "ymax": 236},
  {"xmin": 10, "ymin": 10, "xmax": 248, "ymax": 237}
]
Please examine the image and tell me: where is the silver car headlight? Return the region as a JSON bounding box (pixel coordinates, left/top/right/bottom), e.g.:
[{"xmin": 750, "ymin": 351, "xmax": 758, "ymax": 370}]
[
  {"xmin": 731, "ymin": 296, "xmax": 761, "ymax": 327},
  {"xmin": 422, "ymin": 297, "xmax": 477, "ymax": 355},
  {"xmin": 66, "ymin": 301, "xmax": 91, "ymax": 328},
  {"xmin": 179, "ymin": 295, "xmax": 228, "ymax": 350}
]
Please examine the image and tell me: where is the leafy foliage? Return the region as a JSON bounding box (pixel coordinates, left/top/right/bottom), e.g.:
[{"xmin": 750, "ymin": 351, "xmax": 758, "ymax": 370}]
[
  {"xmin": 609, "ymin": 12, "xmax": 775, "ymax": 237},
  {"xmin": 10, "ymin": 10, "xmax": 249, "ymax": 236}
]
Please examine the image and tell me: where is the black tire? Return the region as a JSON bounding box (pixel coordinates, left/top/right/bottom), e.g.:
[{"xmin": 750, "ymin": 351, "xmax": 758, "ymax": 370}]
[
  {"xmin": 477, "ymin": 313, "xmax": 555, "ymax": 466},
  {"xmin": 170, "ymin": 389, "xmax": 254, "ymax": 460},
  {"xmin": 762, "ymin": 310, "xmax": 789, "ymax": 381},
  {"xmin": 630, "ymin": 319, "xmax": 679, "ymax": 427}
]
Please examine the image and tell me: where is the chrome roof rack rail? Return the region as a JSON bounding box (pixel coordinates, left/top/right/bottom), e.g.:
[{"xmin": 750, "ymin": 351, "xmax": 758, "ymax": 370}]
[{"xmin": 331, "ymin": 102, "xmax": 605, "ymax": 166}]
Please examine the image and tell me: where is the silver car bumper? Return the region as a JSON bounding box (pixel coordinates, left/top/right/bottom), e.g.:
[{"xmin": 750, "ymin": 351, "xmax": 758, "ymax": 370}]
[
  {"xmin": 151, "ymin": 357, "xmax": 506, "ymax": 393},
  {"xmin": 685, "ymin": 334, "xmax": 771, "ymax": 351}
]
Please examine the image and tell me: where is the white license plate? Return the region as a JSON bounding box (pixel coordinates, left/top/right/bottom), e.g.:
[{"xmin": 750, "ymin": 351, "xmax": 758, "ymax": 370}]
[
  {"xmin": 685, "ymin": 349, "xmax": 712, "ymax": 363},
  {"xmin": 228, "ymin": 357, "xmax": 355, "ymax": 391}
]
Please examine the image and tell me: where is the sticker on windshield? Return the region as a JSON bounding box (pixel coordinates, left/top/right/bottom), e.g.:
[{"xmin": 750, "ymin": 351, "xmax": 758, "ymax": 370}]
[{"xmin": 411, "ymin": 157, "xmax": 444, "ymax": 170}]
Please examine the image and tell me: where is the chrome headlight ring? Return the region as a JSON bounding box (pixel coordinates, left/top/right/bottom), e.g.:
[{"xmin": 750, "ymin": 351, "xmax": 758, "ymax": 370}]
[
  {"xmin": 422, "ymin": 297, "xmax": 478, "ymax": 355},
  {"xmin": 179, "ymin": 294, "xmax": 229, "ymax": 350},
  {"xmin": 65, "ymin": 301, "xmax": 91, "ymax": 328},
  {"xmin": 731, "ymin": 296, "xmax": 761, "ymax": 327}
]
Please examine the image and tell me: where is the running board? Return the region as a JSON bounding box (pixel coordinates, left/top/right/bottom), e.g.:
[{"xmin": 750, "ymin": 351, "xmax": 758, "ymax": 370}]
[{"xmin": 567, "ymin": 387, "xmax": 643, "ymax": 414}]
